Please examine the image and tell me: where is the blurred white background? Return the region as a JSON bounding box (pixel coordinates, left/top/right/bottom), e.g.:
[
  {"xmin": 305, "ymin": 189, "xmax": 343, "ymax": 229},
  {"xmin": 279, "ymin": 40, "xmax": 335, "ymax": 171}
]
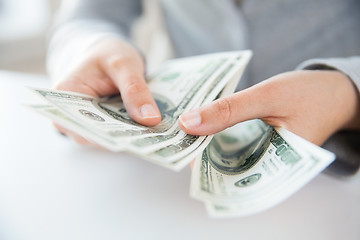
[{"xmin": 0, "ymin": 0, "xmax": 60, "ymax": 74}]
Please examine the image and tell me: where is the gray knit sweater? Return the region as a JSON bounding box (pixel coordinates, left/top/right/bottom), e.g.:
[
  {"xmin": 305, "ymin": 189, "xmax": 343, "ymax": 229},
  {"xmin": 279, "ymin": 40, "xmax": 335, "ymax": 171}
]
[{"xmin": 48, "ymin": 0, "xmax": 360, "ymax": 176}]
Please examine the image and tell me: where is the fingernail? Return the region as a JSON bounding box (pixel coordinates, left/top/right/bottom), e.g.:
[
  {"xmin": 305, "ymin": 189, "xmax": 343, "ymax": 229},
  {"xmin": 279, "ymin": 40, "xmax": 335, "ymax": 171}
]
[
  {"xmin": 179, "ymin": 110, "xmax": 202, "ymax": 129},
  {"xmin": 140, "ymin": 104, "xmax": 160, "ymax": 119}
]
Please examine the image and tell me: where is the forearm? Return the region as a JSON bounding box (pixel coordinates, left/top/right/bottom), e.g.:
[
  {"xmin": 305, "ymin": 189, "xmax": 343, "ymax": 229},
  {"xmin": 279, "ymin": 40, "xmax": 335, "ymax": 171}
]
[
  {"xmin": 47, "ymin": 0, "xmax": 142, "ymax": 82},
  {"xmin": 297, "ymin": 56, "xmax": 360, "ymax": 131}
]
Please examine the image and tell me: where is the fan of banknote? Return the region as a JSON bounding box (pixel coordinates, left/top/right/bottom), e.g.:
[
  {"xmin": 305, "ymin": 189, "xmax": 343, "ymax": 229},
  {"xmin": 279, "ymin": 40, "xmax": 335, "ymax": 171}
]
[{"xmin": 28, "ymin": 50, "xmax": 335, "ymax": 218}]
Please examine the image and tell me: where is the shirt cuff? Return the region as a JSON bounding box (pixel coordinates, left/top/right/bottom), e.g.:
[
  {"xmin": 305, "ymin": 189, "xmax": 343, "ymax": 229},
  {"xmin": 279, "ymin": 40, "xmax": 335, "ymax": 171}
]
[
  {"xmin": 296, "ymin": 56, "xmax": 360, "ymax": 93},
  {"xmin": 46, "ymin": 19, "xmax": 126, "ymax": 83}
]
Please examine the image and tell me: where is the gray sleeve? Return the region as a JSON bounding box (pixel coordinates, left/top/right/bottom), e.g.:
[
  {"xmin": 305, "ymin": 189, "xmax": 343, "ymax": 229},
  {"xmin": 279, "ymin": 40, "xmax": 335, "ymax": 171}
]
[
  {"xmin": 55, "ymin": 0, "xmax": 143, "ymax": 38},
  {"xmin": 297, "ymin": 56, "xmax": 360, "ymax": 93},
  {"xmin": 297, "ymin": 56, "xmax": 360, "ymax": 177},
  {"xmin": 47, "ymin": 0, "xmax": 143, "ymax": 82}
]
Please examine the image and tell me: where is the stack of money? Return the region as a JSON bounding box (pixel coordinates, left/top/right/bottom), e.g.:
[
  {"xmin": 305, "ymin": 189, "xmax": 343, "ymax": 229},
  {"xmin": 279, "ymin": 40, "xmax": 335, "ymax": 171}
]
[
  {"xmin": 29, "ymin": 50, "xmax": 335, "ymax": 217},
  {"xmin": 30, "ymin": 51, "xmax": 252, "ymax": 171},
  {"xmin": 190, "ymin": 119, "xmax": 334, "ymax": 218}
]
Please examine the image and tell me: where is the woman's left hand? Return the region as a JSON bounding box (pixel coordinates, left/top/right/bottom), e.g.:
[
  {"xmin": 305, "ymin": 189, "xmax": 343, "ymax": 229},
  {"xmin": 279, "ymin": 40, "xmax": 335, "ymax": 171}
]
[{"xmin": 178, "ymin": 70, "xmax": 360, "ymax": 145}]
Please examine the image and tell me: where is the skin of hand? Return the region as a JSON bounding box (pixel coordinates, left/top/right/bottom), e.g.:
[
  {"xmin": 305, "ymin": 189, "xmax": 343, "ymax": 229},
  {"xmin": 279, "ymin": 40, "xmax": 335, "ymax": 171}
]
[
  {"xmin": 179, "ymin": 70, "xmax": 360, "ymax": 146},
  {"xmin": 53, "ymin": 37, "xmax": 161, "ymax": 144}
]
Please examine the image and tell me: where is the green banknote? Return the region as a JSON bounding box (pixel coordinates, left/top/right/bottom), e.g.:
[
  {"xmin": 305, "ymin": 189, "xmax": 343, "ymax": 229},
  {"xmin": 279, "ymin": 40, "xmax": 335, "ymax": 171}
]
[
  {"xmin": 190, "ymin": 119, "xmax": 335, "ymax": 217},
  {"xmin": 29, "ymin": 50, "xmax": 336, "ymax": 217},
  {"xmin": 33, "ymin": 52, "xmax": 250, "ymax": 140},
  {"xmin": 29, "ymin": 51, "xmax": 252, "ymax": 168}
]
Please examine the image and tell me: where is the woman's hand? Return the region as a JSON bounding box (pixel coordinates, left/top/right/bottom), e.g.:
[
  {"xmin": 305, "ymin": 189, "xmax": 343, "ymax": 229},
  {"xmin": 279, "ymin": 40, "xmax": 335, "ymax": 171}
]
[
  {"xmin": 179, "ymin": 70, "xmax": 360, "ymax": 146},
  {"xmin": 54, "ymin": 37, "xmax": 161, "ymax": 144}
]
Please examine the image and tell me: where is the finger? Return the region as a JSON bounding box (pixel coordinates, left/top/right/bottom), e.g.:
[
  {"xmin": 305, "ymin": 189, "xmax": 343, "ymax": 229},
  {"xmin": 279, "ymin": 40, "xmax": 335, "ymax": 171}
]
[
  {"xmin": 190, "ymin": 158, "xmax": 196, "ymax": 171},
  {"xmin": 66, "ymin": 132, "xmax": 107, "ymax": 149},
  {"xmin": 68, "ymin": 133, "xmax": 90, "ymax": 145},
  {"xmin": 53, "ymin": 123, "xmax": 91, "ymax": 145},
  {"xmin": 54, "ymin": 63, "xmax": 117, "ymax": 98},
  {"xmin": 105, "ymin": 55, "xmax": 161, "ymax": 126},
  {"xmin": 54, "ymin": 123, "xmax": 108, "ymax": 149},
  {"xmin": 178, "ymin": 84, "xmax": 277, "ymax": 135}
]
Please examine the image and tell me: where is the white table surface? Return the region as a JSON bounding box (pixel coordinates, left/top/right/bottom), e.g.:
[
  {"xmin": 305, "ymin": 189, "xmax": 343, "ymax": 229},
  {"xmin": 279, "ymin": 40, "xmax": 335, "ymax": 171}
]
[{"xmin": 0, "ymin": 70, "xmax": 359, "ymax": 240}]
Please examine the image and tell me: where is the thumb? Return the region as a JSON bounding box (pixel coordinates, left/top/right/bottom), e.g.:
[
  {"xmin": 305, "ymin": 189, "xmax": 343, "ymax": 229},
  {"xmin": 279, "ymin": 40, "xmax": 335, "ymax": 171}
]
[
  {"xmin": 104, "ymin": 55, "xmax": 162, "ymax": 127},
  {"xmin": 178, "ymin": 85, "xmax": 275, "ymax": 135}
]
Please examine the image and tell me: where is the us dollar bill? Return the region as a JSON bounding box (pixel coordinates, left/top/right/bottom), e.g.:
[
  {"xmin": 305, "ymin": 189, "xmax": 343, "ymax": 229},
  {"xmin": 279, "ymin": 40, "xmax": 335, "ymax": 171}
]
[
  {"xmin": 29, "ymin": 103, "xmax": 211, "ymax": 170},
  {"xmin": 32, "ymin": 51, "xmax": 252, "ymax": 141},
  {"xmin": 190, "ymin": 119, "xmax": 335, "ymax": 217},
  {"xmin": 31, "ymin": 51, "xmax": 251, "ymax": 147},
  {"xmin": 28, "ymin": 50, "xmax": 337, "ymax": 216},
  {"xmin": 29, "ymin": 51, "xmax": 252, "ymax": 169},
  {"xmin": 28, "ymin": 105, "xmax": 123, "ymax": 151}
]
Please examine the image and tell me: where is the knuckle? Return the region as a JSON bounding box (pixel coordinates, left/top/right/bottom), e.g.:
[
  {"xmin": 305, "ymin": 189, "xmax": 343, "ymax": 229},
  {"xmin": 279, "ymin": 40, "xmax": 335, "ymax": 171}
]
[
  {"xmin": 71, "ymin": 136, "xmax": 88, "ymax": 145},
  {"xmin": 65, "ymin": 74, "xmax": 83, "ymax": 83},
  {"xmin": 55, "ymin": 79, "xmax": 77, "ymax": 91},
  {"xmin": 56, "ymin": 70, "xmax": 85, "ymax": 89},
  {"xmin": 106, "ymin": 55, "xmax": 131, "ymax": 70},
  {"xmin": 123, "ymin": 80, "xmax": 149, "ymax": 97},
  {"xmin": 54, "ymin": 81, "xmax": 66, "ymax": 90},
  {"xmin": 214, "ymin": 97, "xmax": 233, "ymax": 124}
]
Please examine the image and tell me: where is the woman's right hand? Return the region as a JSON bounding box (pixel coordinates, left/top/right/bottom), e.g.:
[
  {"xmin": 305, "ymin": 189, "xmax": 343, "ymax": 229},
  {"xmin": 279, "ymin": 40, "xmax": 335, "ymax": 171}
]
[{"xmin": 53, "ymin": 37, "xmax": 161, "ymax": 145}]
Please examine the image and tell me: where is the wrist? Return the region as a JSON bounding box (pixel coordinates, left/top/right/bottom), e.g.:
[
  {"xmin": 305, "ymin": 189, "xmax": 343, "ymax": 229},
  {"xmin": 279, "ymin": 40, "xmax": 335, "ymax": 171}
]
[{"xmin": 327, "ymin": 70, "xmax": 360, "ymax": 131}]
